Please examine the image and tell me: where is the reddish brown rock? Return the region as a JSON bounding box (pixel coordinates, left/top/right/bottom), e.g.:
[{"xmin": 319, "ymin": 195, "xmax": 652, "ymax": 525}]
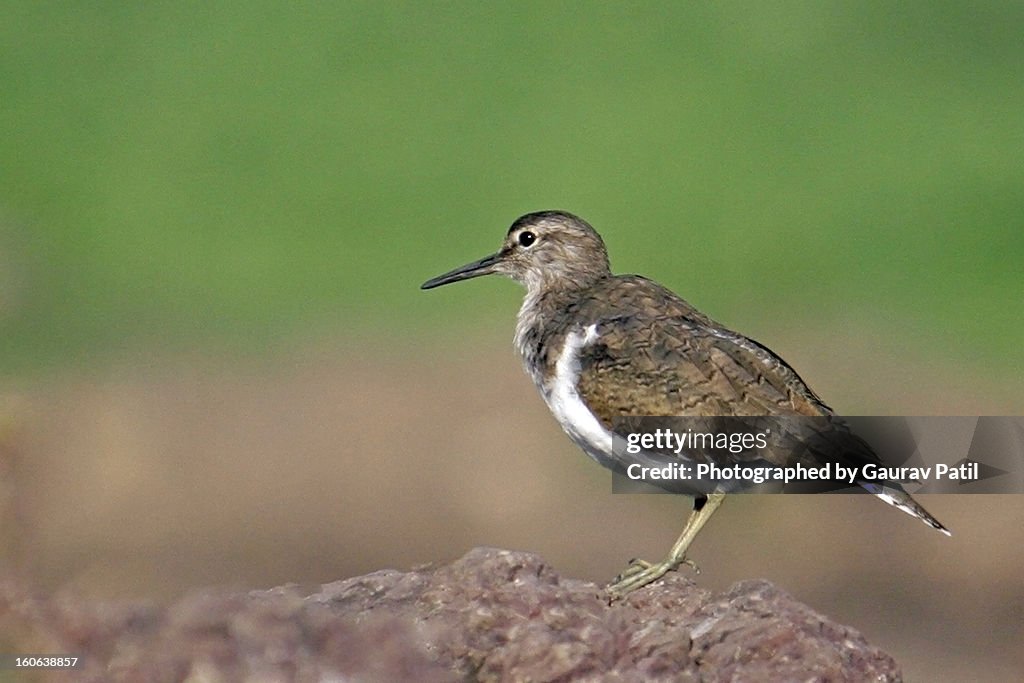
[{"xmin": 0, "ymin": 547, "xmax": 901, "ymax": 682}]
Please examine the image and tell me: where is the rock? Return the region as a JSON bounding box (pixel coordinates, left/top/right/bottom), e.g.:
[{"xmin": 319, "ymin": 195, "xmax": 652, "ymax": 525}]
[{"xmin": 0, "ymin": 547, "xmax": 901, "ymax": 682}]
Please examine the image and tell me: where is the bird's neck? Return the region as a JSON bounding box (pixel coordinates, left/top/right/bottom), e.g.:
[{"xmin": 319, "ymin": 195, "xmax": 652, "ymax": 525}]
[{"xmin": 513, "ymin": 278, "xmax": 604, "ymax": 391}]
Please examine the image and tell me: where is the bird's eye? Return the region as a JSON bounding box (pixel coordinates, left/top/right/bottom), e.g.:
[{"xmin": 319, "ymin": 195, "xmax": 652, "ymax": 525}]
[{"xmin": 518, "ymin": 231, "xmax": 537, "ymax": 248}]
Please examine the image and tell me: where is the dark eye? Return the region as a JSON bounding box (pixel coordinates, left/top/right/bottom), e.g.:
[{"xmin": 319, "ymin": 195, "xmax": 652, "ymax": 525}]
[{"xmin": 518, "ymin": 231, "xmax": 537, "ymax": 247}]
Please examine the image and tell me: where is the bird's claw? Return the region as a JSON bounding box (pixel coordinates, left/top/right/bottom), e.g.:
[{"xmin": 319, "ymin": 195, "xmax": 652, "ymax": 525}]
[{"xmin": 605, "ymin": 555, "xmax": 700, "ymax": 601}]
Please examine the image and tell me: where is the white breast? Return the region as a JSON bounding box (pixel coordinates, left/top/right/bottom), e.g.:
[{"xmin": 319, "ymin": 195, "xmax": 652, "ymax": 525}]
[{"xmin": 543, "ymin": 324, "xmax": 615, "ymax": 463}]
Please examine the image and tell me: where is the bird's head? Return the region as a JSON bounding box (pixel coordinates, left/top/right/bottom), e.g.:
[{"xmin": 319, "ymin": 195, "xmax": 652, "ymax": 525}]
[{"xmin": 421, "ymin": 210, "xmax": 611, "ymax": 295}]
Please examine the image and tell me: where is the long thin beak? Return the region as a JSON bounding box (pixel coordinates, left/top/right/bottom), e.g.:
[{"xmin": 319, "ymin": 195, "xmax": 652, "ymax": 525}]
[{"xmin": 421, "ymin": 252, "xmax": 502, "ymax": 289}]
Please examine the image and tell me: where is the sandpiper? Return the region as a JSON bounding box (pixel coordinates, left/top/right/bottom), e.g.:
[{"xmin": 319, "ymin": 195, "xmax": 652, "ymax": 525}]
[{"xmin": 421, "ymin": 210, "xmax": 949, "ymax": 598}]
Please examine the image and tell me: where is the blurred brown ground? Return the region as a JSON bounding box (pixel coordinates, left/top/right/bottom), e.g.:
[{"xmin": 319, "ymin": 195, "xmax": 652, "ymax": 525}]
[{"xmin": 1, "ymin": 323, "xmax": 1022, "ymax": 682}]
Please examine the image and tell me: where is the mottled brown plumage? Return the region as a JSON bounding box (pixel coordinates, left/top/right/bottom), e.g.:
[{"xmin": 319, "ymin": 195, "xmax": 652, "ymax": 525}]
[
  {"xmin": 422, "ymin": 210, "xmax": 948, "ymax": 598},
  {"xmin": 540, "ymin": 275, "xmax": 832, "ymax": 422}
]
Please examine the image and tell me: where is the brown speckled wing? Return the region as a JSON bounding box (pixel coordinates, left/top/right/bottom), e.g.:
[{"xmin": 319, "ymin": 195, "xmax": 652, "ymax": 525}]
[{"xmin": 571, "ymin": 276, "xmax": 831, "ymax": 429}]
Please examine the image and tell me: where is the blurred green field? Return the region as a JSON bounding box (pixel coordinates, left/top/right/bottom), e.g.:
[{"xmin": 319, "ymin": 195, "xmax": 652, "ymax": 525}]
[{"xmin": 1, "ymin": 2, "xmax": 1022, "ymax": 376}]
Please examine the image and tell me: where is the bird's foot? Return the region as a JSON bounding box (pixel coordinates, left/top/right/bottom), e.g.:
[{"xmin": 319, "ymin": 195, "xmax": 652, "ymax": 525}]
[{"xmin": 606, "ymin": 555, "xmax": 700, "ymax": 601}]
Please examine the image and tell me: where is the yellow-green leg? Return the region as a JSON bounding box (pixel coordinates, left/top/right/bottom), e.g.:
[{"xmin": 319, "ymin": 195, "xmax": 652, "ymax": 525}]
[{"xmin": 607, "ymin": 492, "xmax": 726, "ymax": 599}]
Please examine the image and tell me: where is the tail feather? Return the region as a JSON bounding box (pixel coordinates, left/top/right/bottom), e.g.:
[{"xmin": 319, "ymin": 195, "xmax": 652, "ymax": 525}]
[{"xmin": 861, "ymin": 482, "xmax": 951, "ymax": 536}]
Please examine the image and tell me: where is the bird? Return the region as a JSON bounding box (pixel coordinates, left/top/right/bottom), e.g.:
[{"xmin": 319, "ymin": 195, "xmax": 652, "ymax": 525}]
[{"xmin": 421, "ymin": 210, "xmax": 949, "ymax": 599}]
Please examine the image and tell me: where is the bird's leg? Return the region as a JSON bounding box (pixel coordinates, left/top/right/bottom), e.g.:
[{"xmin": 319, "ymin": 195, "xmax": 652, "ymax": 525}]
[
  {"xmin": 609, "ymin": 499, "xmax": 708, "ymax": 584},
  {"xmin": 607, "ymin": 492, "xmax": 725, "ymax": 599}
]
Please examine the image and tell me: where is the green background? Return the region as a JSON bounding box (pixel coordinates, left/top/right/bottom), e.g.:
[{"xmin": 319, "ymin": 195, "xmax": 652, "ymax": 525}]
[{"xmin": 2, "ymin": 2, "xmax": 1021, "ymax": 376}]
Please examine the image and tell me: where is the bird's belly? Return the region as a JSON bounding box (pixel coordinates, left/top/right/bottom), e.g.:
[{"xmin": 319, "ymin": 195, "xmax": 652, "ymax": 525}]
[{"xmin": 542, "ymin": 382, "xmax": 616, "ymax": 467}]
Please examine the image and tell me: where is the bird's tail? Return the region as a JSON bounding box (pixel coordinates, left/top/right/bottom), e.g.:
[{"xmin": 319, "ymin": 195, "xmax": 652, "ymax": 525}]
[{"xmin": 860, "ymin": 482, "xmax": 951, "ymax": 536}]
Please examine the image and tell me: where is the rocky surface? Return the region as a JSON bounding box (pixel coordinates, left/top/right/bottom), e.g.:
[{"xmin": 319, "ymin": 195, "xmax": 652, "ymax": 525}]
[{"xmin": 0, "ymin": 547, "xmax": 901, "ymax": 682}]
